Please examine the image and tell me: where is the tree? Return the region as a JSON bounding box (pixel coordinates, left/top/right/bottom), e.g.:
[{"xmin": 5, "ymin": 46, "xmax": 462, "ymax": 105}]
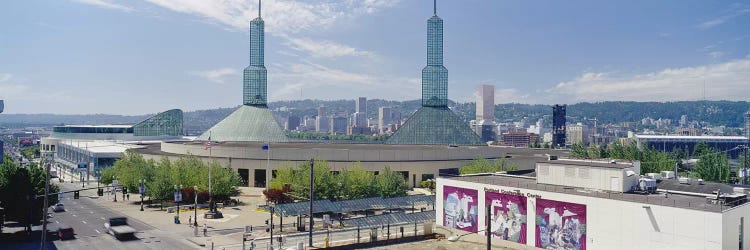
[
  {"xmin": 694, "ymin": 149, "xmax": 731, "ymax": 183},
  {"xmin": 376, "ymin": 166, "xmax": 406, "ymax": 198},
  {"xmin": 0, "ymin": 154, "xmax": 59, "ymax": 232},
  {"xmin": 570, "ymin": 143, "xmax": 588, "ymax": 158}
]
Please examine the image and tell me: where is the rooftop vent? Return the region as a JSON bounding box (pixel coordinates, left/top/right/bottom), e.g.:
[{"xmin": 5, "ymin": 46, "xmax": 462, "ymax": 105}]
[{"xmin": 548, "ymin": 155, "xmax": 558, "ymax": 161}]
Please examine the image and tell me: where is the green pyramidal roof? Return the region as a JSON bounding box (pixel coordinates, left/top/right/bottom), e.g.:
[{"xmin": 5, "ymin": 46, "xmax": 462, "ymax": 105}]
[
  {"xmin": 386, "ymin": 106, "xmax": 483, "ymax": 146},
  {"xmin": 196, "ymin": 105, "xmax": 288, "ymax": 142}
]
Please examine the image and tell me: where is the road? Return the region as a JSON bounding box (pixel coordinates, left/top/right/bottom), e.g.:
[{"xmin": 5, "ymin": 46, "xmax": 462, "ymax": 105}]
[{"xmin": 43, "ymin": 182, "xmax": 199, "ymax": 250}]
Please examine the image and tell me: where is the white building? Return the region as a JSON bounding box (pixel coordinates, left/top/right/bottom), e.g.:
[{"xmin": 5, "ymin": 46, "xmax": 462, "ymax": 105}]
[{"xmin": 437, "ymin": 158, "xmax": 750, "ymax": 250}]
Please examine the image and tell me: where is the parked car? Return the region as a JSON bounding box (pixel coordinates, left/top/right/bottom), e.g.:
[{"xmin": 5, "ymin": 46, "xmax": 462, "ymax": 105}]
[
  {"xmin": 57, "ymin": 226, "xmax": 75, "ymax": 240},
  {"xmin": 52, "ymin": 203, "xmax": 65, "ymax": 212}
]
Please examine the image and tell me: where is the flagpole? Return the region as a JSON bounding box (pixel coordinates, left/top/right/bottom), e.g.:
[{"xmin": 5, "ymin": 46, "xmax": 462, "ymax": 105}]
[
  {"xmin": 208, "ymin": 131, "xmax": 212, "ymax": 204},
  {"xmin": 266, "ymin": 142, "xmax": 270, "ymax": 192}
]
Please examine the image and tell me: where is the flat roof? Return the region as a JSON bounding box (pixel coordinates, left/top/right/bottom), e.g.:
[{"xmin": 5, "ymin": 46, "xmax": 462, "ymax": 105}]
[
  {"xmin": 540, "ymin": 158, "xmax": 636, "ymax": 169},
  {"xmin": 635, "ymin": 134, "xmax": 748, "ymax": 140},
  {"xmin": 442, "ymin": 174, "xmax": 743, "ymax": 213},
  {"xmin": 60, "ymin": 141, "xmax": 143, "ymax": 154},
  {"xmin": 54, "ymin": 124, "xmax": 133, "ymax": 128}
]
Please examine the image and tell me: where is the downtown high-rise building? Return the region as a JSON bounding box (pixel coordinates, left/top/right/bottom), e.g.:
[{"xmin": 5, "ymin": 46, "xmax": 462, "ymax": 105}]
[
  {"xmin": 353, "ymin": 97, "xmax": 368, "ymax": 128},
  {"xmin": 552, "ymin": 104, "xmax": 567, "ymax": 148},
  {"xmin": 476, "ymin": 85, "xmax": 495, "ymax": 122},
  {"xmin": 386, "ymin": 0, "xmax": 482, "ymax": 145},
  {"xmin": 474, "ymin": 85, "xmax": 496, "ymax": 143},
  {"xmin": 745, "ymin": 110, "xmax": 750, "ymax": 140},
  {"xmin": 379, "ymin": 107, "xmax": 392, "ymax": 134},
  {"xmin": 316, "ymin": 105, "xmax": 329, "ymax": 133}
]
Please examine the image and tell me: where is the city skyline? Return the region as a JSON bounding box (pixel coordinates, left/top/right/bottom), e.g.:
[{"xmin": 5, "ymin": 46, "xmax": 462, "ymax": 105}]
[{"xmin": 1, "ymin": 1, "xmax": 750, "ymax": 114}]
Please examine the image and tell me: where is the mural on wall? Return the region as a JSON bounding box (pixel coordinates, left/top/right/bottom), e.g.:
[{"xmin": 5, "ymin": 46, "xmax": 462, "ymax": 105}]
[
  {"xmin": 535, "ymin": 198, "xmax": 587, "ymax": 250},
  {"xmin": 443, "ymin": 186, "xmax": 478, "ymax": 232},
  {"xmin": 486, "ymin": 191, "xmax": 527, "ymax": 244}
]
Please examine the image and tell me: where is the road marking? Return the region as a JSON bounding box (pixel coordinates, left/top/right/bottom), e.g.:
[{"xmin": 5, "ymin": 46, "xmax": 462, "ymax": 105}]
[
  {"xmin": 90, "ymin": 211, "xmax": 94, "ymax": 214},
  {"xmin": 100, "ymin": 217, "xmax": 105, "ymax": 220},
  {"xmin": 95, "ymin": 229, "xmax": 100, "ymax": 234},
  {"xmin": 55, "ymin": 221, "xmax": 59, "ymax": 224},
  {"xmin": 72, "ymin": 214, "xmax": 77, "ymax": 217},
  {"xmin": 82, "ymin": 220, "xmax": 87, "ymax": 224}
]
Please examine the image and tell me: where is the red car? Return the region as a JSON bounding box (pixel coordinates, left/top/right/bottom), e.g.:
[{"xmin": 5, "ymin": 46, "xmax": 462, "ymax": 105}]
[{"xmin": 57, "ymin": 226, "xmax": 75, "ymax": 240}]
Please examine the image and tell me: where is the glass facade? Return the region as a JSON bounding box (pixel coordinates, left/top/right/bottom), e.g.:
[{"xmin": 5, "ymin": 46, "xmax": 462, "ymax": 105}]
[
  {"xmin": 386, "ymin": 106, "xmax": 483, "ymax": 145},
  {"xmin": 243, "ymin": 17, "xmax": 267, "ymax": 106},
  {"xmin": 422, "ymin": 15, "xmax": 448, "ymax": 107},
  {"xmin": 387, "ymin": 5, "xmax": 483, "ymax": 146},
  {"xmin": 54, "ymin": 126, "xmax": 132, "ymax": 134},
  {"xmin": 133, "ymin": 109, "xmax": 183, "ymax": 137}
]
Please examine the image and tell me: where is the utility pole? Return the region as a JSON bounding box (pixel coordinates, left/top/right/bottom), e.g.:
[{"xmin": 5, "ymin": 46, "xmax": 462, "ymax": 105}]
[
  {"xmin": 308, "ymin": 159, "xmax": 314, "ymax": 248},
  {"xmin": 486, "ymin": 205, "xmax": 491, "ymax": 250},
  {"xmin": 41, "ymin": 154, "xmax": 51, "ymax": 249}
]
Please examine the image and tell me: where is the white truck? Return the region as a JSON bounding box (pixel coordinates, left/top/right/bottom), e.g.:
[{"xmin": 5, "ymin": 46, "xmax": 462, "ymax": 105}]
[{"xmin": 104, "ymin": 217, "xmax": 137, "ymax": 240}]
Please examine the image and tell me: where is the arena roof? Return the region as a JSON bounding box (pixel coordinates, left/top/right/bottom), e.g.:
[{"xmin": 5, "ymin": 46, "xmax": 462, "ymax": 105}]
[
  {"xmin": 386, "ymin": 106, "xmax": 483, "ymax": 146},
  {"xmin": 195, "ymin": 105, "xmax": 288, "ymax": 143}
]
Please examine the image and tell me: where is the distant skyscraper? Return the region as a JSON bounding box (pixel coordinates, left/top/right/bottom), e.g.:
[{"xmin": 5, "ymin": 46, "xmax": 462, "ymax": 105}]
[
  {"xmin": 353, "ymin": 97, "xmax": 368, "ymax": 128},
  {"xmin": 386, "ymin": 0, "xmax": 482, "ymax": 146},
  {"xmin": 476, "ymin": 85, "xmax": 494, "ymax": 122},
  {"xmin": 474, "ymin": 85, "xmax": 496, "ymax": 143},
  {"xmin": 745, "ymin": 110, "xmax": 750, "ymax": 139},
  {"xmin": 243, "ymin": 1, "xmax": 267, "ymax": 106},
  {"xmin": 679, "ymin": 115, "xmax": 688, "ymax": 127},
  {"xmin": 285, "ymin": 115, "xmax": 300, "ymax": 131},
  {"xmin": 552, "ymin": 104, "xmax": 566, "ymax": 148},
  {"xmin": 379, "ymin": 107, "xmax": 392, "ymax": 133},
  {"xmin": 0, "ymin": 99, "xmax": 4, "ymax": 114},
  {"xmin": 330, "ymin": 116, "xmax": 348, "ymax": 135},
  {"xmin": 317, "ymin": 105, "xmax": 326, "ymax": 117}
]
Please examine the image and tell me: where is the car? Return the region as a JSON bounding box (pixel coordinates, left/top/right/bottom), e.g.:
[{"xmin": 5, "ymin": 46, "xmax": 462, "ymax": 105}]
[
  {"xmin": 52, "ymin": 203, "xmax": 65, "ymax": 212},
  {"xmin": 57, "ymin": 226, "xmax": 75, "ymax": 240}
]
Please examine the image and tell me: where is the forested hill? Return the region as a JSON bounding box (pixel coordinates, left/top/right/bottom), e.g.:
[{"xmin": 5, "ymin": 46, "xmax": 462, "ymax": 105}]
[{"xmin": 1, "ymin": 100, "xmax": 748, "ymax": 131}]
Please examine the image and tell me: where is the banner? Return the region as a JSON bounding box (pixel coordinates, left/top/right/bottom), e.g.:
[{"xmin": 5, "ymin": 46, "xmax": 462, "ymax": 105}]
[
  {"xmin": 486, "ymin": 191, "xmax": 527, "ymax": 244},
  {"xmin": 443, "ymin": 186, "xmax": 478, "ymax": 232},
  {"xmin": 535, "ymin": 198, "xmax": 587, "ymax": 250}
]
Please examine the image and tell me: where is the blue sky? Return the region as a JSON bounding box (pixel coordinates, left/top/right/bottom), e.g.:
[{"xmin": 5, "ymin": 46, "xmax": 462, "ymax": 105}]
[{"xmin": 1, "ymin": 0, "xmax": 749, "ymax": 114}]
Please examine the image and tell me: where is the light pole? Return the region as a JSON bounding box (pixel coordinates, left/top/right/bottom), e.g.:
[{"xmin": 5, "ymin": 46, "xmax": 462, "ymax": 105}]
[
  {"xmin": 139, "ymin": 179, "xmax": 146, "ymax": 211},
  {"xmin": 113, "ymin": 175, "xmax": 117, "ymax": 202},
  {"xmin": 175, "ymin": 184, "xmax": 182, "ymax": 224},
  {"xmin": 193, "ymin": 185, "xmax": 198, "ymax": 227}
]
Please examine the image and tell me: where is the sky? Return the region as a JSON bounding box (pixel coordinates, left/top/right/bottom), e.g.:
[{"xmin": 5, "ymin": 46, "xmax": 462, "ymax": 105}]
[{"xmin": 1, "ymin": 0, "xmax": 749, "ymax": 115}]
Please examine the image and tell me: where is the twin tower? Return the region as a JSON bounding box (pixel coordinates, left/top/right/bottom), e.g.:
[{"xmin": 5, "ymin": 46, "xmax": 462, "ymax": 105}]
[{"xmin": 201, "ymin": 0, "xmax": 481, "ymax": 145}]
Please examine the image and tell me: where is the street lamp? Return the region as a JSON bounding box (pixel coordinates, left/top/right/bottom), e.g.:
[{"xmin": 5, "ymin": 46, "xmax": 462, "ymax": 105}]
[
  {"xmin": 193, "ymin": 185, "xmax": 198, "ymax": 227},
  {"xmin": 113, "ymin": 175, "xmax": 117, "ymax": 202},
  {"xmin": 140, "ymin": 179, "xmax": 146, "ymax": 211},
  {"xmin": 175, "ymin": 184, "xmax": 183, "ymax": 224}
]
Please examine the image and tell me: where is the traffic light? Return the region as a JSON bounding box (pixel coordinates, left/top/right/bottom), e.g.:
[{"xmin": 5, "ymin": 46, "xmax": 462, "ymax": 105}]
[
  {"xmin": 122, "ymin": 187, "xmax": 127, "ymax": 194},
  {"xmin": 97, "ymin": 188, "xmax": 104, "ymax": 196},
  {"xmin": 73, "ymin": 191, "xmax": 80, "ymax": 199}
]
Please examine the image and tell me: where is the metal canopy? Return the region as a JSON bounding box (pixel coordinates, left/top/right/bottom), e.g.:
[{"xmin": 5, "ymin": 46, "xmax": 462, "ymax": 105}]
[
  {"xmin": 269, "ymin": 195, "xmax": 436, "ymax": 216},
  {"xmin": 342, "ymin": 211, "xmax": 435, "ymax": 228}
]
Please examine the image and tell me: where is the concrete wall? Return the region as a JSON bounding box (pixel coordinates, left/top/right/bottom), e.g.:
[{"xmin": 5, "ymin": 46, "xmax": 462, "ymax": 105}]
[
  {"xmin": 722, "ymin": 203, "xmax": 750, "ymax": 250},
  {"xmin": 437, "ymin": 177, "xmax": 731, "ymax": 250}
]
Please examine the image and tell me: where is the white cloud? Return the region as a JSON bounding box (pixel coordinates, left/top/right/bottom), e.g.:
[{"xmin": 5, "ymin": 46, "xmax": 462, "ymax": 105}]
[
  {"xmin": 547, "ymin": 58, "xmax": 750, "ymax": 103},
  {"xmin": 0, "ymin": 73, "xmax": 11, "ymax": 82},
  {"xmin": 697, "ymin": 5, "xmax": 750, "ymax": 30},
  {"xmin": 285, "ymin": 37, "xmax": 373, "ymax": 58},
  {"xmin": 141, "ymin": 0, "xmax": 398, "ymax": 34},
  {"xmin": 267, "ymin": 61, "xmax": 418, "ymax": 101},
  {"xmin": 190, "ymin": 68, "xmax": 239, "ymax": 84},
  {"xmin": 708, "ymin": 51, "xmax": 725, "ymax": 59},
  {"xmin": 72, "ymin": 0, "xmax": 135, "ymax": 12}
]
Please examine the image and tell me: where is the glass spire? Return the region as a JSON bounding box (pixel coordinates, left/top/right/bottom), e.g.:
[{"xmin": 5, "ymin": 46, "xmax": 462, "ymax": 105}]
[
  {"xmin": 422, "ymin": 0, "xmax": 448, "ymax": 107},
  {"xmin": 243, "ymin": 0, "xmax": 267, "ymax": 106}
]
